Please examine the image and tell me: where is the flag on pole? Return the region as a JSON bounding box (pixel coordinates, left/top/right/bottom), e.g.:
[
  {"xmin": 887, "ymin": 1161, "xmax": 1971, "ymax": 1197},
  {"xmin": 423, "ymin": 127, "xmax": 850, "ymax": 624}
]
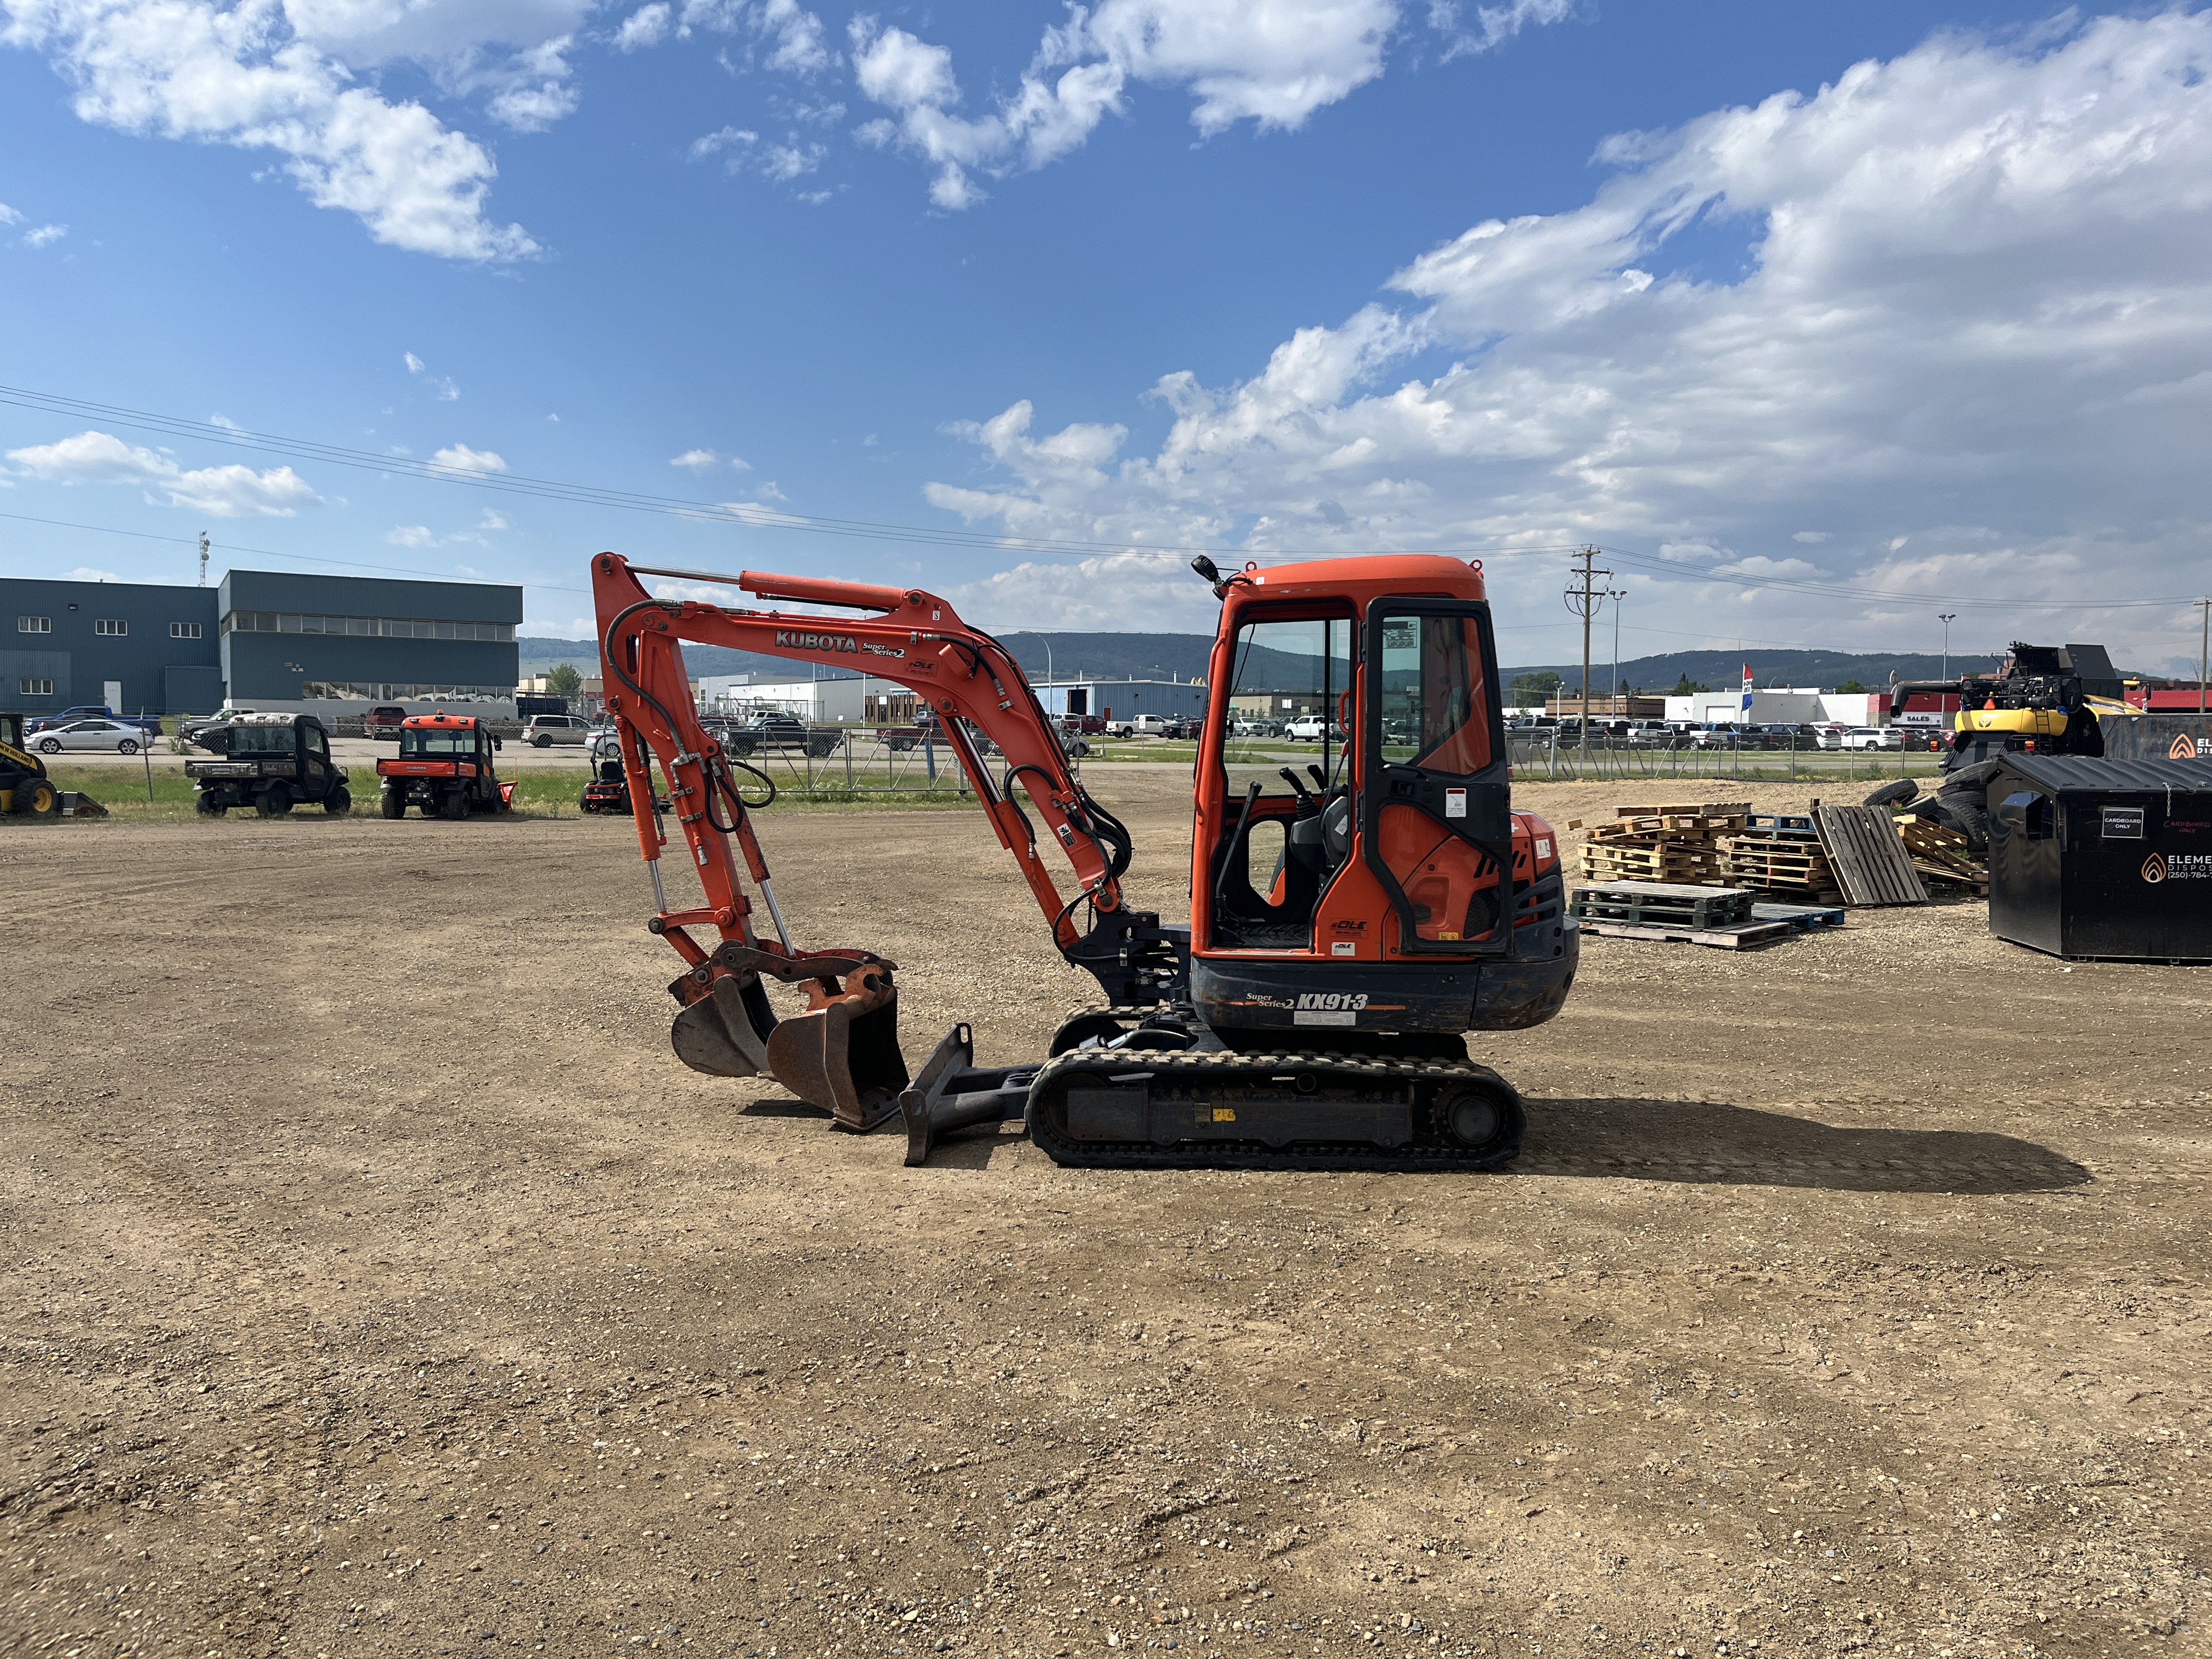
[{"xmin": 1740, "ymin": 663, "xmax": 1754, "ymax": 716}]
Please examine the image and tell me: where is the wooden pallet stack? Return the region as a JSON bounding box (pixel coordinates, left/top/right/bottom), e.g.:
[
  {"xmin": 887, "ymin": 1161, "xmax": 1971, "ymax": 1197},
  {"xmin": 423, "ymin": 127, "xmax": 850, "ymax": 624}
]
[
  {"xmin": 1568, "ymin": 879, "xmax": 1793, "ymax": 948},
  {"xmin": 1812, "ymin": 804, "xmax": 1928, "ymax": 906},
  {"xmin": 1717, "ymin": 812, "xmax": 1841, "ymax": 902},
  {"xmin": 1572, "ymin": 799, "xmax": 1751, "ymax": 886},
  {"xmin": 1897, "ymin": 815, "xmax": 1988, "ymax": 894}
]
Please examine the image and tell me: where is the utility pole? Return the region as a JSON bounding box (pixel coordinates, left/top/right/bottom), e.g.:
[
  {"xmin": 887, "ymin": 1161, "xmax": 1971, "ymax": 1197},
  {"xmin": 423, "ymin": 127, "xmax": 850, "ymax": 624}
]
[{"xmin": 1564, "ymin": 547, "xmax": 1612, "ymax": 770}]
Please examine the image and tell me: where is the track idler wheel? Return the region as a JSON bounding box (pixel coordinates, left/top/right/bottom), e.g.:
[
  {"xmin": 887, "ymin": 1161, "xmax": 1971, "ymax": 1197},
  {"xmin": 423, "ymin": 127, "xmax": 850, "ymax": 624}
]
[{"xmin": 1432, "ymin": 1070, "xmax": 1525, "ymax": 1160}]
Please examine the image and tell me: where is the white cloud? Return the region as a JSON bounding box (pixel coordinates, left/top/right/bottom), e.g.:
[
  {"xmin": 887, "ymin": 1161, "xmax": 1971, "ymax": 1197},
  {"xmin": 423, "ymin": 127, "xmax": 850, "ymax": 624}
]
[
  {"xmin": 849, "ymin": 0, "xmax": 1565, "ymax": 207},
  {"xmin": 0, "ymin": 202, "xmax": 18, "ymax": 223},
  {"xmin": 472, "ymin": 33, "xmax": 579, "ymax": 132},
  {"xmin": 478, "ymin": 509, "xmax": 507, "ymax": 529},
  {"xmin": 691, "ymin": 123, "xmax": 757, "ymax": 157},
  {"xmin": 6, "ymin": 427, "xmax": 320, "ymax": 516},
  {"xmin": 22, "ymin": 222, "xmax": 66, "ymax": 247},
  {"xmin": 429, "ymin": 442, "xmax": 506, "ymax": 475},
  {"xmin": 918, "ymin": 13, "xmax": 2212, "ymax": 665},
  {"xmin": 210, "ymin": 411, "xmax": 242, "ymax": 430},
  {"xmin": 403, "ymin": 350, "xmax": 460, "ymax": 399},
  {"xmin": 618, "ymin": 0, "xmax": 827, "ymax": 70},
  {"xmin": 3, "ymin": 0, "xmax": 541, "ymax": 259},
  {"xmin": 614, "ymin": 1, "xmax": 667, "ymax": 50},
  {"xmin": 1792, "ymin": 531, "xmax": 1830, "ymax": 544},
  {"xmin": 386, "ymin": 523, "xmax": 438, "ymax": 546},
  {"xmin": 1427, "ymin": 0, "xmax": 1574, "ymax": 63},
  {"xmin": 689, "ymin": 116, "xmax": 822, "ymax": 187},
  {"xmin": 61, "ymin": 563, "xmax": 121, "ymax": 580},
  {"xmin": 670, "ymin": 448, "xmax": 725, "ymax": 471}
]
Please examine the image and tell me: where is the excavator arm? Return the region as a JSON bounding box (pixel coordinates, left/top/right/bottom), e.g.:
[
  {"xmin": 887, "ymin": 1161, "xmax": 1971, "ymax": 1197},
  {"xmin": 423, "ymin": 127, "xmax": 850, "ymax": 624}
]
[{"xmin": 591, "ymin": 551, "xmax": 1144, "ymax": 1126}]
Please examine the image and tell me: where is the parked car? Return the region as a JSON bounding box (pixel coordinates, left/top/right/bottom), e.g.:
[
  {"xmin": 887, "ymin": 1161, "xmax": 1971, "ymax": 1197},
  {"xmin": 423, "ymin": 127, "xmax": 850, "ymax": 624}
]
[
  {"xmin": 26, "ymin": 704, "xmax": 161, "ymax": 738},
  {"xmin": 1057, "ymin": 714, "xmax": 1107, "ymax": 736},
  {"xmin": 364, "ymin": 704, "xmax": 409, "ymax": 736},
  {"xmin": 521, "ymin": 713, "xmax": 591, "ymax": 747},
  {"xmin": 1284, "ymin": 714, "xmax": 1345, "ymax": 742},
  {"xmin": 182, "ymin": 707, "xmax": 259, "ymax": 751},
  {"xmin": 1232, "ymin": 716, "xmax": 1284, "ymax": 737},
  {"xmin": 1837, "ymin": 726, "xmax": 1900, "ymax": 751},
  {"xmin": 29, "ymin": 718, "xmax": 149, "ymax": 754}
]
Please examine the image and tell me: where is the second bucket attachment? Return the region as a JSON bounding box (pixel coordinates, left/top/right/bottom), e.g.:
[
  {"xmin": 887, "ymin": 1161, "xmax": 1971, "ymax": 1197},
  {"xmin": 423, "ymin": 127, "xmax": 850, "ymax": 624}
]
[{"xmin": 766, "ymin": 963, "xmax": 908, "ymax": 1130}]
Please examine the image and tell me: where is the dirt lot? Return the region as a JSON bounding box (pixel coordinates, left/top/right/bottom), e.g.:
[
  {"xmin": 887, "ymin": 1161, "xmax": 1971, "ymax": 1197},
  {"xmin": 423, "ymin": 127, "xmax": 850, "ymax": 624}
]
[{"xmin": 3, "ymin": 769, "xmax": 2205, "ymax": 1659}]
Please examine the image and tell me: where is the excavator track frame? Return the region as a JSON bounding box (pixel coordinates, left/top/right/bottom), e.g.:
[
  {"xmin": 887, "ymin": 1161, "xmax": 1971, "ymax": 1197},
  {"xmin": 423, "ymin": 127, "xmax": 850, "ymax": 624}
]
[{"xmin": 1022, "ymin": 1046, "xmax": 1526, "ymax": 1172}]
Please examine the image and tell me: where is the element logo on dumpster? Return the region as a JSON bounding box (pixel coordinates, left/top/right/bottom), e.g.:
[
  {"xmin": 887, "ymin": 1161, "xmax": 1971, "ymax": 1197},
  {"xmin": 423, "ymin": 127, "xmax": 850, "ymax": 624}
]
[
  {"xmin": 2170, "ymin": 734, "xmax": 2205, "ymax": 760},
  {"xmin": 2146, "ymin": 852, "xmax": 2212, "ymax": 882}
]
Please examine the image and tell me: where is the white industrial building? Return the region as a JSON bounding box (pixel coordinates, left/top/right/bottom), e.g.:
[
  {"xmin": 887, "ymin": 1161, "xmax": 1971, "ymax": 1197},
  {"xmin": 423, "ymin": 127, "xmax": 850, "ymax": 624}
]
[
  {"xmin": 1663, "ymin": 689, "xmax": 1886, "ymax": 726},
  {"xmin": 697, "ymin": 674, "xmax": 867, "ymax": 722}
]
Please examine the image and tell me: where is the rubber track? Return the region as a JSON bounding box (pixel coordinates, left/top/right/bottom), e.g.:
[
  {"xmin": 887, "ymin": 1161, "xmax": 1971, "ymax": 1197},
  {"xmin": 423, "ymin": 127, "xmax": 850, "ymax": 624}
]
[{"xmin": 1025, "ymin": 1045, "xmax": 1525, "ymax": 1172}]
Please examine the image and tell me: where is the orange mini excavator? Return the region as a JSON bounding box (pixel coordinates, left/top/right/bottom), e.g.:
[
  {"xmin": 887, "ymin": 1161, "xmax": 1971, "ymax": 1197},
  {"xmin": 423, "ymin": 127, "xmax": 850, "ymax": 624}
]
[{"xmin": 592, "ymin": 550, "xmax": 1577, "ymax": 1169}]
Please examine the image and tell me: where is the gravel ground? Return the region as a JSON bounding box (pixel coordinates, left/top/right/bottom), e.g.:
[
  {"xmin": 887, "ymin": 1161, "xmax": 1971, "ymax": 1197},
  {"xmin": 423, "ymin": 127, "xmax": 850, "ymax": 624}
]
[{"xmin": 2, "ymin": 768, "xmax": 2205, "ymax": 1659}]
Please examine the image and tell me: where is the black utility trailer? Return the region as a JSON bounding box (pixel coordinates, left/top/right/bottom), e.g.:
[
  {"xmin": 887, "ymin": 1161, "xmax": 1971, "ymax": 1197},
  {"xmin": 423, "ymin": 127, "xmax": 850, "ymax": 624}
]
[
  {"xmin": 185, "ymin": 713, "xmax": 352, "ymax": 817},
  {"xmin": 1988, "ymin": 755, "xmax": 2212, "ymax": 962}
]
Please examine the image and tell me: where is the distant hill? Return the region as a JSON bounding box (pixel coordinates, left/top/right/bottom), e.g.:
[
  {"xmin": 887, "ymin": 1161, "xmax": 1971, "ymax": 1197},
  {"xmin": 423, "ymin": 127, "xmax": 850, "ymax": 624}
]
[
  {"xmin": 521, "ymin": 630, "xmax": 1229, "ymax": 685},
  {"xmin": 527, "ymin": 635, "xmax": 2096, "ymax": 697},
  {"xmin": 1502, "ymin": 648, "xmax": 2007, "ymax": 695}
]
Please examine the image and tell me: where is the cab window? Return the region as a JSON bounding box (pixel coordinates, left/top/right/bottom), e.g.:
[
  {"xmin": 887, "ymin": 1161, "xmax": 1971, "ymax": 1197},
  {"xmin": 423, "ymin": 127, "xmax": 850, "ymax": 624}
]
[{"xmin": 1376, "ymin": 612, "xmax": 1492, "ymax": 775}]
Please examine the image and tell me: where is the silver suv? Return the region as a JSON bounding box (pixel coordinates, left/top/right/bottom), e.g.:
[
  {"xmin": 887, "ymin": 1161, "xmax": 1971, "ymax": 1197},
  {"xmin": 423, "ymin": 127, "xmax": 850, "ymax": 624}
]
[{"xmin": 522, "ymin": 714, "xmax": 589, "ymax": 747}]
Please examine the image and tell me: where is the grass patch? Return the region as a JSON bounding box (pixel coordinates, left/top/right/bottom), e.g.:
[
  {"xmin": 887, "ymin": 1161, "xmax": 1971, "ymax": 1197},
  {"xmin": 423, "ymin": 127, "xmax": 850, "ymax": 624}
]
[{"xmin": 8, "ymin": 763, "xmax": 992, "ymax": 827}]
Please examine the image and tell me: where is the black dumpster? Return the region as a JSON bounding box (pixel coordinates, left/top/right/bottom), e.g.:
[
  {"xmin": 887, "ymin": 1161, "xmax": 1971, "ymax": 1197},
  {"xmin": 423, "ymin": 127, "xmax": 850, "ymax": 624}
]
[{"xmin": 1988, "ymin": 755, "xmax": 2212, "ymax": 961}]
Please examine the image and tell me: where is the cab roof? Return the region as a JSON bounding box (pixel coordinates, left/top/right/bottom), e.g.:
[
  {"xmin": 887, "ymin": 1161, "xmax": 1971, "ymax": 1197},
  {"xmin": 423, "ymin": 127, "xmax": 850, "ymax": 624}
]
[
  {"xmin": 403, "ymin": 713, "xmax": 483, "ymax": 730},
  {"xmin": 235, "ymin": 712, "xmax": 323, "ymax": 729}
]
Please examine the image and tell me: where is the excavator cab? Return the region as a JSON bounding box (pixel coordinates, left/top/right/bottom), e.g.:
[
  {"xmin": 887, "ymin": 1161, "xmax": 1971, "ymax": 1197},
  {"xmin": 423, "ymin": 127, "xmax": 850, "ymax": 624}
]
[{"xmin": 1185, "ymin": 559, "xmax": 1572, "ymax": 1041}]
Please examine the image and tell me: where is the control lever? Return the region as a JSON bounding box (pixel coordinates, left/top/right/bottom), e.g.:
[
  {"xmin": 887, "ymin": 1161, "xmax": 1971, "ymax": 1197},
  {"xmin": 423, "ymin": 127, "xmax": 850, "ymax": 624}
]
[
  {"xmin": 1278, "ymin": 767, "xmax": 1318, "ymax": 813},
  {"xmin": 1306, "ymin": 764, "xmax": 1328, "ymax": 791}
]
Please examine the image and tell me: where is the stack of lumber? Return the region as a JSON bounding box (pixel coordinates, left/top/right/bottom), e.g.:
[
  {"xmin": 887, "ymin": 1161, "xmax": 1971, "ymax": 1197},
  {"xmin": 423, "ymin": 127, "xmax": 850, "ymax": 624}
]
[
  {"xmin": 1572, "ymin": 799, "xmax": 1750, "ymax": 885},
  {"xmin": 1568, "ymin": 879, "xmax": 1792, "ymax": 949},
  {"xmin": 1718, "ymin": 813, "xmax": 1842, "ymax": 902},
  {"xmin": 1897, "ymin": 815, "xmax": 1988, "ymax": 894}
]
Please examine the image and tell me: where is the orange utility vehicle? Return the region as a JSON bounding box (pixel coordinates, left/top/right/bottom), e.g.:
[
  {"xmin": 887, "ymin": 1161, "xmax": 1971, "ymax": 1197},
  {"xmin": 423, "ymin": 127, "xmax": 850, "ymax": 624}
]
[
  {"xmin": 375, "ymin": 713, "xmax": 516, "ymax": 820},
  {"xmin": 592, "ymin": 550, "xmax": 1577, "ymax": 1169}
]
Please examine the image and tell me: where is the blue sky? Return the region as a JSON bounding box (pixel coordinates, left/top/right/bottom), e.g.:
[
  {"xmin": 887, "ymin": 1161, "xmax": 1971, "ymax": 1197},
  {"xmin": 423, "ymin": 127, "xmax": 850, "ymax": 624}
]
[{"xmin": 3, "ymin": 2, "xmax": 2210, "ymax": 671}]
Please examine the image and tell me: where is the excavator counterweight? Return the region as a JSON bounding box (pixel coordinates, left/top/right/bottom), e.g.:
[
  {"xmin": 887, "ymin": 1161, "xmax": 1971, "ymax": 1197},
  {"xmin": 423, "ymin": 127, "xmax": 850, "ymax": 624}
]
[{"xmin": 591, "ymin": 550, "xmax": 1577, "ymax": 1166}]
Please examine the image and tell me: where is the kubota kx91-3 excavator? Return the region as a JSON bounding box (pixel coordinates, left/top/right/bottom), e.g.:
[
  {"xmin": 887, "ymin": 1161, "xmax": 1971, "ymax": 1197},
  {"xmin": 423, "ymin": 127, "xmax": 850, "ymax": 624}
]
[{"xmin": 592, "ymin": 549, "xmax": 1578, "ymax": 1169}]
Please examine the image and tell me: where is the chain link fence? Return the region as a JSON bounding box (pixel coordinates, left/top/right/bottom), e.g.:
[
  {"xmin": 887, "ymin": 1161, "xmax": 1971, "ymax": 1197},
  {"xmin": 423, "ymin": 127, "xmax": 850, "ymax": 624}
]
[{"xmin": 1507, "ymin": 730, "xmax": 1946, "ymax": 786}]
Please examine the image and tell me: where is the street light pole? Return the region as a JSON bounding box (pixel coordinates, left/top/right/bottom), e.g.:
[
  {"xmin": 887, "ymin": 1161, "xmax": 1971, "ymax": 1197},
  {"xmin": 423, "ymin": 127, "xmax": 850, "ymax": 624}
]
[
  {"xmin": 1609, "ymin": 588, "xmax": 1627, "ymax": 708},
  {"xmin": 1939, "ymin": 613, "xmax": 1956, "ymax": 680},
  {"xmin": 2197, "ymin": 599, "xmax": 2209, "ymax": 715}
]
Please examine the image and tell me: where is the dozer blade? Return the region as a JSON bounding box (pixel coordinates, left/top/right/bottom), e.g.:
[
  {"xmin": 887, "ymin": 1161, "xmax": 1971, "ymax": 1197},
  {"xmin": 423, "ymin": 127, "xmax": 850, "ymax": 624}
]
[
  {"xmin": 765, "ymin": 972, "xmax": 909, "ymax": 1132},
  {"xmin": 670, "ymin": 974, "xmax": 775, "ymax": 1078}
]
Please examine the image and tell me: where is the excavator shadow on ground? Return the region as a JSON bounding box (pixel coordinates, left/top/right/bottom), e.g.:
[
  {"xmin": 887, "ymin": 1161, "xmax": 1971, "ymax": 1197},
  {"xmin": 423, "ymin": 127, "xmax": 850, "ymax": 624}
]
[
  {"xmin": 739, "ymin": 1092, "xmax": 2089, "ymax": 1189},
  {"xmin": 1519, "ymin": 1098, "xmax": 2090, "ymax": 1194}
]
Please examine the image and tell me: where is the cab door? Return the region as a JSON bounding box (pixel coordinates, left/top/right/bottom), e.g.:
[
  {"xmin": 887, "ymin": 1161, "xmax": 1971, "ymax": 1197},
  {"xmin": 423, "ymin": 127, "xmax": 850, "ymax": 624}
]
[{"xmin": 1358, "ymin": 601, "xmax": 1514, "ymax": 957}]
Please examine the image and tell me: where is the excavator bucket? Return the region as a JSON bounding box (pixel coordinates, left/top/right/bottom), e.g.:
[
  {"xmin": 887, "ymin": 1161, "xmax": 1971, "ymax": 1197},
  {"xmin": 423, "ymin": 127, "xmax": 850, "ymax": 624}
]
[
  {"xmin": 670, "ymin": 974, "xmax": 776, "ymax": 1078},
  {"xmin": 765, "ymin": 972, "xmax": 908, "ymax": 1132},
  {"xmin": 667, "ymin": 946, "xmax": 909, "ymax": 1132}
]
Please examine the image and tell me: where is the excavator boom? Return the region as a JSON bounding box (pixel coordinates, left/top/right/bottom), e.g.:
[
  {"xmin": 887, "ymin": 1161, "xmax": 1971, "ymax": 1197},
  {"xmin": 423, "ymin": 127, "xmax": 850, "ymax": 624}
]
[{"xmin": 591, "ymin": 552, "xmax": 1139, "ymax": 1125}]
